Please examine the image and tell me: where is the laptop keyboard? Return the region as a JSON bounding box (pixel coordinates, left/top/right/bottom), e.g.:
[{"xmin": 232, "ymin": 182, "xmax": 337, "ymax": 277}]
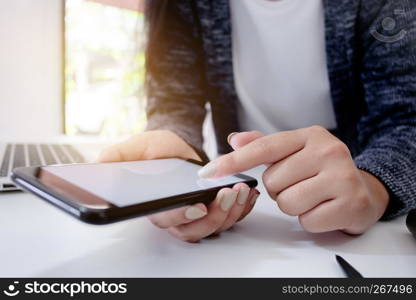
[
  {"xmin": 40, "ymin": 144, "xmax": 57, "ymax": 165},
  {"xmin": 0, "ymin": 143, "xmax": 85, "ymax": 178},
  {"xmin": 0, "ymin": 145, "xmax": 12, "ymax": 177},
  {"xmin": 28, "ymin": 144, "xmax": 42, "ymax": 166},
  {"xmin": 13, "ymin": 144, "xmax": 26, "ymax": 169}
]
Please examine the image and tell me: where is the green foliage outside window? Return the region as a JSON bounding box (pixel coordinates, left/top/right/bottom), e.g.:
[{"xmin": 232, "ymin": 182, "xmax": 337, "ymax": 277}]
[{"xmin": 65, "ymin": 0, "xmax": 146, "ymax": 137}]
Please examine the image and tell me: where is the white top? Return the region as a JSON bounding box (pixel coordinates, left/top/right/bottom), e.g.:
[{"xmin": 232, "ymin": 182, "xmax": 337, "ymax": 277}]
[{"xmin": 230, "ymin": 0, "xmax": 337, "ymax": 134}]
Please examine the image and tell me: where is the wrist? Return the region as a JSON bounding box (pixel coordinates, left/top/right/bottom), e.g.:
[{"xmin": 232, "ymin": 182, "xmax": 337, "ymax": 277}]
[
  {"xmin": 163, "ymin": 130, "xmax": 205, "ymax": 162},
  {"xmin": 359, "ymin": 169, "xmax": 390, "ymax": 220}
]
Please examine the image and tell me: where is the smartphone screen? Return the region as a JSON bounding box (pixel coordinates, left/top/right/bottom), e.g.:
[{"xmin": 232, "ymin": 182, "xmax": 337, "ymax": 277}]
[{"xmin": 40, "ymin": 159, "xmax": 248, "ymax": 207}]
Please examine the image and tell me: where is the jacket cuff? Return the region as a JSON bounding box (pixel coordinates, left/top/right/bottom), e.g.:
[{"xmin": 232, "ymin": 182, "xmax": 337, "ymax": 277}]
[
  {"xmin": 145, "ymin": 118, "xmax": 209, "ymax": 164},
  {"xmin": 354, "ymin": 150, "xmax": 414, "ymax": 220}
]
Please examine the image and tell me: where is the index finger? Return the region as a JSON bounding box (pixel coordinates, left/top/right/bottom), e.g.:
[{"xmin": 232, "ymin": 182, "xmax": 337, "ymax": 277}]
[{"xmin": 198, "ymin": 129, "xmax": 307, "ymax": 178}]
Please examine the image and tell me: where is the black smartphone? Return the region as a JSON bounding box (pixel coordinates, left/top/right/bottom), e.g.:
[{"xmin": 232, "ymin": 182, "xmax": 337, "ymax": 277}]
[{"xmin": 11, "ymin": 158, "xmax": 257, "ymax": 225}]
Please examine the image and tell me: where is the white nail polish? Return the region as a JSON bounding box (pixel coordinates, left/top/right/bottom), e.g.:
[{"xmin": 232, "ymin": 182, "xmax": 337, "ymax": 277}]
[
  {"xmin": 198, "ymin": 162, "xmax": 217, "ymax": 178},
  {"xmin": 185, "ymin": 206, "xmax": 207, "ymax": 220},
  {"xmin": 237, "ymin": 188, "xmax": 250, "ymax": 205},
  {"xmin": 250, "ymin": 193, "xmax": 260, "ymax": 205},
  {"xmin": 227, "ymin": 132, "xmax": 238, "ymax": 145},
  {"xmin": 220, "ymin": 191, "xmax": 238, "ymax": 212}
]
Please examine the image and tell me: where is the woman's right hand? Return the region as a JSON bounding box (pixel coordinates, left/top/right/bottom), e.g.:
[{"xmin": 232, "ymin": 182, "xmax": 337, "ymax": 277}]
[{"xmin": 98, "ymin": 130, "xmax": 259, "ymax": 242}]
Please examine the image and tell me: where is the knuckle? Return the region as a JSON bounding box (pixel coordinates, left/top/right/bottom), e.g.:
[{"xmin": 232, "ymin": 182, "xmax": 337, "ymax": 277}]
[
  {"xmin": 262, "ymin": 172, "xmax": 274, "ymax": 190},
  {"xmin": 275, "ymin": 193, "xmax": 297, "ymax": 216},
  {"xmin": 350, "ymin": 193, "xmax": 371, "ymax": 214},
  {"xmin": 308, "ymin": 125, "xmax": 327, "ymax": 136},
  {"xmin": 177, "ymin": 232, "xmax": 196, "ymax": 242},
  {"xmin": 171, "ymin": 228, "xmax": 200, "ymax": 243},
  {"xmin": 320, "ymin": 142, "xmax": 350, "ymax": 159},
  {"xmin": 340, "ymin": 169, "xmax": 359, "ymax": 184},
  {"xmin": 185, "ymin": 238, "xmax": 200, "ymax": 243},
  {"xmin": 298, "ymin": 215, "xmax": 319, "ymax": 233},
  {"xmin": 184, "ymin": 235, "xmax": 200, "ymax": 243},
  {"xmin": 298, "ymin": 215, "xmax": 309, "ymax": 230}
]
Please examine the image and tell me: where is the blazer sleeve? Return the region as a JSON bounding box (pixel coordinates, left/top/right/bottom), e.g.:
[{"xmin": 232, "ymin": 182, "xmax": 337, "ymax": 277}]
[
  {"xmin": 145, "ymin": 1, "xmax": 208, "ymax": 154},
  {"xmin": 354, "ymin": 0, "xmax": 416, "ymax": 219}
]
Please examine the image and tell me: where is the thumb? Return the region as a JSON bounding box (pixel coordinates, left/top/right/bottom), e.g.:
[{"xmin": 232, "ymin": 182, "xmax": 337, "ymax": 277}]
[
  {"xmin": 97, "ymin": 132, "xmax": 153, "ymax": 162},
  {"xmin": 98, "ymin": 130, "xmax": 202, "ymax": 163},
  {"xmin": 227, "ymin": 131, "xmax": 265, "ymax": 150}
]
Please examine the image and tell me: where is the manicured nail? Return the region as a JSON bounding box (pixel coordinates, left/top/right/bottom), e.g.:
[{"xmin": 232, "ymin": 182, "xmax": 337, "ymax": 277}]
[
  {"xmin": 185, "ymin": 206, "xmax": 207, "ymax": 220},
  {"xmin": 198, "ymin": 162, "xmax": 217, "ymax": 178},
  {"xmin": 237, "ymin": 187, "xmax": 250, "ymax": 205},
  {"xmin": 250, "ymin": 193, "xmax": 260, "ymax": 205},
  {"xmin": 220, "ymin": 191, "xmax": 238, "ymax": 212},
  {"xmin": 227, "ymin": 132, "xmax": 238, "ymax": 145}
]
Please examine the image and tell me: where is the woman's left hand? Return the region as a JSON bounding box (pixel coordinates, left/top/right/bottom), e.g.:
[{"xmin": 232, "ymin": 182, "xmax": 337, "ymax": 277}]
[{"xmin": 198, "ymin": 126, "xmax": 390, "ymax": 235}]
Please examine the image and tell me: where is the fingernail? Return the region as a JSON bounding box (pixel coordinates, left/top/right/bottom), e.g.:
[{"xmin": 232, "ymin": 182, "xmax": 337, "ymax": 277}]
[
  {"xmin": 185, "ymin": 206, "xmax": 207, "ymax": 220},
  {"xmin": 227, "ymin": 132, "xmax": 238, "ymax": 145},
  {"xmin": 198, "ymin": 162, "xmax": 217, "ymax": 178},
  {"xmin": 237, "ymin": 187, "xmax": 250, "ymax": 205},
  {"xmin": 250, "ymin": 193, "xmax": 260, "ymax": 206},
  {"xmin": 220, "ymin": 191, "xmax": 238, "ymax": 212}
]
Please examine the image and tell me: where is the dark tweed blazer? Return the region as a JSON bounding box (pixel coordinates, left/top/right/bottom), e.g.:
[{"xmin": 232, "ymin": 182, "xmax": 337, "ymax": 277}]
[{"xmin": 146, "ymin": 0, "xmax": 416, "ymax": 219}]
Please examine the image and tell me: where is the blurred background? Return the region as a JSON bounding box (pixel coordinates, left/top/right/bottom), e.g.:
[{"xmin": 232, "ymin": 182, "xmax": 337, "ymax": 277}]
[
  {"xmin": 0, "ymin": 0, "xmax": 216, "ymax": 156},
  {"xmin": 65, "ymin": 0, "xmax": 146, "ymax": 137},
  {"xmin": 0, "ymin": 0, "xmax": 145, "ymax": 141}
]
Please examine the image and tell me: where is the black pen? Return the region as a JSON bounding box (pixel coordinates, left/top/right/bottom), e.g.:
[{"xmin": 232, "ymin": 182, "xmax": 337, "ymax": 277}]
[{"xmin": 335, "ymin": 255, "xmax": 364, "ymax": 278}]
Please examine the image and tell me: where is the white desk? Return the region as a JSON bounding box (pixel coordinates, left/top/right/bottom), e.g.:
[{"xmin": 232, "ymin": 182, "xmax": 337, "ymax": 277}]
[{"xmin": 1, "ymin": 167, "xmax": 415, "ymax": 277}]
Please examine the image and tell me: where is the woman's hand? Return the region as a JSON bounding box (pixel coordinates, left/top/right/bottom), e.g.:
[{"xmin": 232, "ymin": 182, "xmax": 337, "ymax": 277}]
[
  {"xmin": 98, "ymin": 130, "xmax": 259, "ymax": 242},
  {"xmin": 198, "ymin": 126, "xmax": 389, "ymax": 235},
  {"xmin": 98, "ymin": 130, "xmax": 201, "ymax": 162}
]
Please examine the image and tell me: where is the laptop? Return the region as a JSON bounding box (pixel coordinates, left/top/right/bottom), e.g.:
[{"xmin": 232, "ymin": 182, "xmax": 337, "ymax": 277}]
[{"xmin": 0, "ymin": 142, "xmax": 103, "ymax": 192}]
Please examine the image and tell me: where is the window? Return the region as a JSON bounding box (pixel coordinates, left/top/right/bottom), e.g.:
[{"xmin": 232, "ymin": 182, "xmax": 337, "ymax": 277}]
[{"xmin": 65, "ymin": 0, "xmax": 145, "ymax": 137}]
